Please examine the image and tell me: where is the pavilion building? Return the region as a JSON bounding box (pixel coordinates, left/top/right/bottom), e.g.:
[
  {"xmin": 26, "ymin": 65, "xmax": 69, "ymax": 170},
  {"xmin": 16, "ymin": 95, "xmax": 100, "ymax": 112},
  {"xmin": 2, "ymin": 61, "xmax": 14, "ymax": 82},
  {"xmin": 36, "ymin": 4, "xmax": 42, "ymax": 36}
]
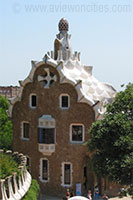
[{"xmin": 9, "ymin": 18, "xmax": 117, "ymax": 196}]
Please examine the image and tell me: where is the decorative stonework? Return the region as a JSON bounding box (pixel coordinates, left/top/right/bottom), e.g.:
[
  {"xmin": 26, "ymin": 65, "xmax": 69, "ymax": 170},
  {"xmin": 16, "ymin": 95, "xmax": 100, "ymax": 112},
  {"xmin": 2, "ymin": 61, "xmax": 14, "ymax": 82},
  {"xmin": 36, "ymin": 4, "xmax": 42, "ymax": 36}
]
[
  {"xmin": 38, "ymin": 144, "xmax": 55, "ymax": 156},
  {"xmin": 38, "ymin": 68, "xmax": 57, "ymax": 88},
  {"xmin": 38, "ymin": 115, "xmax": 55, "ymax": 128}
]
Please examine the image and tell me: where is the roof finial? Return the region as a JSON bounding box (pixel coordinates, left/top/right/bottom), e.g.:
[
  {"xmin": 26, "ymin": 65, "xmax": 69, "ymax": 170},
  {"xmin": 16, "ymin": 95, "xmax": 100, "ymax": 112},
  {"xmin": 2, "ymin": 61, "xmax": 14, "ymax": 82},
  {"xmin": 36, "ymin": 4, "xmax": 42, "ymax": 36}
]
[{"xmin": 58, "ymin": 18, "xmax": 69, "ymax": 32}]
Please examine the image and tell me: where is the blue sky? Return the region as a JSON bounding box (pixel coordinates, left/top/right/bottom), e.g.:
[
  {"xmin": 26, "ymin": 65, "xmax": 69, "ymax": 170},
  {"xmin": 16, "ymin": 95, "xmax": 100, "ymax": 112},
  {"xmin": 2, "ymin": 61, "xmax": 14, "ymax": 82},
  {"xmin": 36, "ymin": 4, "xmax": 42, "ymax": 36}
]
[{"xmin": 0, "ymin": 0, "xmax": 133, "ymax": 91}]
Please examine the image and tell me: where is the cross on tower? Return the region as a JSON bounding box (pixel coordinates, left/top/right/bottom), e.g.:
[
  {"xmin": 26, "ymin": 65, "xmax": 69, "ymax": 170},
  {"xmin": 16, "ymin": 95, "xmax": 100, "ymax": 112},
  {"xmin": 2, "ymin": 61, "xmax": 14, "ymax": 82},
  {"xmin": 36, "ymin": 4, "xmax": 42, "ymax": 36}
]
[{"xmin": 38, "ymin": 68, "xmax": 57, "ymax": 88}]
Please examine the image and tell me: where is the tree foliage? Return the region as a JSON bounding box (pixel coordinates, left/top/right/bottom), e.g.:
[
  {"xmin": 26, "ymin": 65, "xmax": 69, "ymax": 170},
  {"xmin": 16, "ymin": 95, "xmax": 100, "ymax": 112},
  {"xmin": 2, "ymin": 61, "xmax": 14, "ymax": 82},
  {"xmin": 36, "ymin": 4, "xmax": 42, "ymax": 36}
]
[
  {"xmin": 0, "ymin": 96, "xmax": 13, "ymax": 150},
  {"xmin": 88, "ymin": 83, "xmax": 133, "ymax": 186}
]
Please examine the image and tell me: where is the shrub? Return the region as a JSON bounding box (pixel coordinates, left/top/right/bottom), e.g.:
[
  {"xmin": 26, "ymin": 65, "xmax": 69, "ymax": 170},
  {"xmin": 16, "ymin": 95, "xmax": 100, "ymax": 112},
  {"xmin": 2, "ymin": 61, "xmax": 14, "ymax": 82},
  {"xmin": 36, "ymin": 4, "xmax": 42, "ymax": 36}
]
[
  {"xmin": 0, "ymin": 154, "xmax": 19, "ymax": 179},
  {"xmin": 22, "ymin": 179, "xmax": 40, "ymax": 200}
]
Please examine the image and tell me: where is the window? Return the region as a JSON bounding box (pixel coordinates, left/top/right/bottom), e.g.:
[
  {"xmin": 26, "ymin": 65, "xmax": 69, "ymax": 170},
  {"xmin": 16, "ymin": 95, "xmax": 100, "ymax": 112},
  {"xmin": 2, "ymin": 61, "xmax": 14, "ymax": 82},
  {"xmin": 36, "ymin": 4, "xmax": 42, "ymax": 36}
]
[
  {"xmin": 38, "ymin": 128, "xmax": 55, "ymax": 144},
  {"xmin": 70, "ymin": 124, "xmax": 84, "ymax": 143},
  {"xmin": 30, "ymin": 94, "xmax": 37, "ymax": 108},
  {"xmin": 60, "ymin": 94, "xmax": 70, "ymax": 109},
  {"xmin": 38, "ymin": 115, "xmax": 55, "ymax": 144},
  {"xmin": 40, "ymin": 159, "xmax": 49, "ymax": 182},
  {"xmin": 38, "ymin": 115, "xmax": 56, "ymax": 154},
  {"xmin": 62, "ymin": 162, "xmax": 72, "ymax": 186},
  {"xmin": 64, "ymin": 164, "xmax": 71, "ymax": 184},
  {"xmin": 22, "ymin": 122, "xmax": 29, "ymax": 139}
]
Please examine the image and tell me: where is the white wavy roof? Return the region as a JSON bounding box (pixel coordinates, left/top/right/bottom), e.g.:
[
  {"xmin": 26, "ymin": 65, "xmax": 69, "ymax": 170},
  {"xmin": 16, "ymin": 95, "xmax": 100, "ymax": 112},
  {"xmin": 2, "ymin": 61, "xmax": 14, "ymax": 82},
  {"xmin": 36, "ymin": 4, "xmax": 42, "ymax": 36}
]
[
  {"xmin": 62, "ymin": 58, "xmax": 116, "ymax": 103},
  {"xmin": 8, "ymin": 51, "xmax": 116, "ymax": 120}
]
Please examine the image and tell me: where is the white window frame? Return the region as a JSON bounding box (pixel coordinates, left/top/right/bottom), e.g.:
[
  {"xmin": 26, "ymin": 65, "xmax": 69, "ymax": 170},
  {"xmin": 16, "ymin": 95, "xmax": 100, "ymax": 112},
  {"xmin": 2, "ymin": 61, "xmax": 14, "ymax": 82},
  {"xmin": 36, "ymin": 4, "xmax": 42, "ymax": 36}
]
[
  {"xmin": 21, "ymin": 121, "xmax": 30, "ymax": 140},
  {"xmin": 29, "ymin": 93, "xmax": 37, "ymax": 109},
  {"xmin": 70, "ymin": 124, "xmax": 85, "ymax": 144},
  {"xmin": 59, "ymin": 94, "xmax": 70, "ymax": 109},
  {"xmin": 61, "ymin": 162, "xmax": 72, "ymax": 187},
  {"xmin": 40, "ymin": 158, "xmax": 49, "ymax": 182}
]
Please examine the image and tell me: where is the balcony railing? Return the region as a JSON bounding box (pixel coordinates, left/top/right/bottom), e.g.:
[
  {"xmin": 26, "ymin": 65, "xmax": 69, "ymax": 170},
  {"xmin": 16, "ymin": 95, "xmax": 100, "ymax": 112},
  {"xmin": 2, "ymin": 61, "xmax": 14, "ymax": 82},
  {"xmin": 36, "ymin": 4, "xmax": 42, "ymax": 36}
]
[{"xmin": 38, "ymin": 144, "xmax": 55, "ymax": 155}]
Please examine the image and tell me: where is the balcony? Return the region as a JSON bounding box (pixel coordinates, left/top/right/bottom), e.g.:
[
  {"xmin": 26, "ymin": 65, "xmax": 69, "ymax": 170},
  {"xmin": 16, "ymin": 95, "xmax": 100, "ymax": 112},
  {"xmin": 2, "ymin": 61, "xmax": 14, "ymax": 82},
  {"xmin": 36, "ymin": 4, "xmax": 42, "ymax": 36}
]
[{"xmin": 38, "ymin": 143, "xmax": 55, "ymax": 155}]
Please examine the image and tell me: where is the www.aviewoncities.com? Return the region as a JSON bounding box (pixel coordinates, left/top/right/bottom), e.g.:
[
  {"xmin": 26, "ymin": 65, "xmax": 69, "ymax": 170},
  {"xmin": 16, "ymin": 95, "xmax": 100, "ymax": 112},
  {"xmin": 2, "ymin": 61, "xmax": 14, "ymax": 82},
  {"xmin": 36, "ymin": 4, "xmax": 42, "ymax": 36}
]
[{"xmin": 13, "ymin": 3, "xmax": 131, "ymax": 14}]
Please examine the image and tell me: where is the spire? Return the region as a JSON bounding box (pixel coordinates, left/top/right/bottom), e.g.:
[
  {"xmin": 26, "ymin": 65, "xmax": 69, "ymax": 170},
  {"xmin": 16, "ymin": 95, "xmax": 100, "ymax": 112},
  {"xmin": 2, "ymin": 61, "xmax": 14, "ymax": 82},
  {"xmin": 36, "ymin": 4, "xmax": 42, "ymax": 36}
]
[{"xmin": 54, "ymin": 18, "xmax": 72, "ymax": 61}]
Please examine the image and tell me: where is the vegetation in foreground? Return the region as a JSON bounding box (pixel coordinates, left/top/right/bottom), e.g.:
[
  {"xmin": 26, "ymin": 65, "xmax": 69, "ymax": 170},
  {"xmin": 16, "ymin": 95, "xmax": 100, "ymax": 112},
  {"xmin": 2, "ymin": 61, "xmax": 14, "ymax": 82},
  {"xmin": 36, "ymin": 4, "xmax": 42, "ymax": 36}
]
[
  {"xmin": 22, "ymin": 179, "xmax": 40, "ymax": 200},
  {"xmin": 0, "ymin": 96, "xmax": 40, "ymax": 198},
  {"xmin": 0, "ymin": 153, "xmax": 40, "ymax": 198},
  {"xmin": 0, "ymin": 154, "xmax": 19, "ymax": 179}
]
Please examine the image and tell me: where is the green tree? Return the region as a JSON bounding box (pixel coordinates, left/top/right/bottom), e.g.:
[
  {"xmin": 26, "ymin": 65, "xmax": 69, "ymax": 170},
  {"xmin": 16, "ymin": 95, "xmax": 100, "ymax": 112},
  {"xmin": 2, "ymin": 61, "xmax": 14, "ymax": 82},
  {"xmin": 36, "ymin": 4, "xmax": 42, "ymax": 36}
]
[
  {"xmin": 0, "ymin": 96, "xmax": 13, "ymax": 150},
  {"xmin": 88, "ymin": 83, "xmax": 133, "ymax": 186}
]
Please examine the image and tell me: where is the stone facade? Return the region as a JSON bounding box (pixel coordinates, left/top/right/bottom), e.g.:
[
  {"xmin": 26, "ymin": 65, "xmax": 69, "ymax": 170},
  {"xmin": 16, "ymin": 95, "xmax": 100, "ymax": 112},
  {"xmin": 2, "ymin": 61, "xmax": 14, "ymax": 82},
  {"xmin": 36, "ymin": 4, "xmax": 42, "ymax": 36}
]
[
  {"xmin": 12, "ymin": 64, "xmax": 95, "ymax": 195},
  {"xmin": 10, "ymin": 18, "xmax": 117, "ymax": 196}
]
